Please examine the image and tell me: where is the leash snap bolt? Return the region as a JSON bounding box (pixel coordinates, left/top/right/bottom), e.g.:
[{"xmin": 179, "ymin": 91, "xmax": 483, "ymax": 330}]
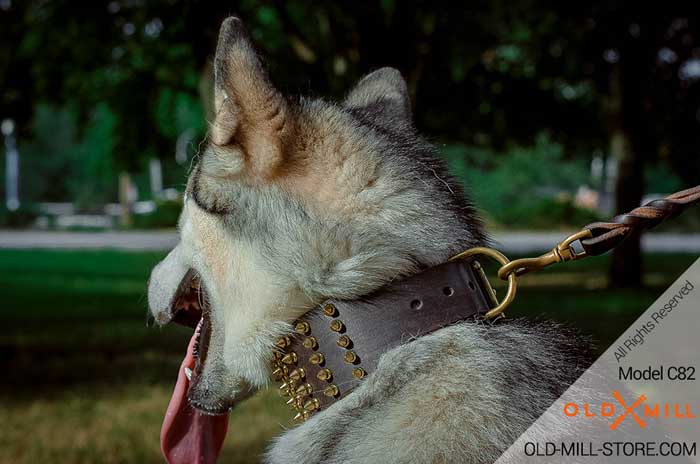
[{"xmin": 497, "ymin": 229, "xmax": 593, "ymax": 280}]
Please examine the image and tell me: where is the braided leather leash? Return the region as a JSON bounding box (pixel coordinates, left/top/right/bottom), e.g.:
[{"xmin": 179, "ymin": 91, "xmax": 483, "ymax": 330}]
[
  {"xmin": 581, "ymin": 185, "xmax": 700, "ymax": 256},
  {"xmin": 457, "ymin": 185, "xmax": 700, "ymax": 318}
]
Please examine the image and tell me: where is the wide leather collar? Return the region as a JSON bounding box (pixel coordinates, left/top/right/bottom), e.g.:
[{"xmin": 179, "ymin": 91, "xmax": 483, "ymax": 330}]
[{"xmin": 271, "ymin": 257, "xmax": 500, "ymax": 421}]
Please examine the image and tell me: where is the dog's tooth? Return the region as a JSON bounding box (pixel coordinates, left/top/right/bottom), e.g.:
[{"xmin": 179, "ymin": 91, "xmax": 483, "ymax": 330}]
[{"xmin": 184, "ymin": 367, "xmax": 192, "ymax": 381}]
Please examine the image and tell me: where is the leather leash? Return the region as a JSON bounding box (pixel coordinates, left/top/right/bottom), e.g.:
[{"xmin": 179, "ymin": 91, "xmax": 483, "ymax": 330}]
[
  {"xmin": 581, "ymin": 185, "xmax": 700, "ymax": 256},
  {"xmin": 498, "ymin": 185, "xmax": 700, "ymax": 279},
  {"xmin": 272, "ymin": 185, "xmax": 700, "ymax": 421}
]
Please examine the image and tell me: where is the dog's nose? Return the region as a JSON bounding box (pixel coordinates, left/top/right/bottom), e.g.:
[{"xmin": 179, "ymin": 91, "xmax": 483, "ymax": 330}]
[{"xmin": 148, "ymin": 245, "xmax": 190, "ymax": 324}]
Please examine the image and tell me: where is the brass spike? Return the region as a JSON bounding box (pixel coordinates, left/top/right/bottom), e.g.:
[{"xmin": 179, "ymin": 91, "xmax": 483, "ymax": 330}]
[
  {"xmin": 286, "ymin": 395, "xmax": 303, "ymax": 408},
  {"xmin": 302, "ymin": 336, "xmax": 317, "ymax": 349},
  {"xmin": 281, "ymin": 352, "xmax": 298, "ymax": 365},
  {"xmin": 329, "ymin": 320, "xmax": 344, "ymax": 332},
  {"xmin": 275, "ymin": 336, "xmax": 291, "ymax": 349},
  {"xmin": 336, "ymin": 335, "xmax": 351, "ymax": 348},
  {"xmin": 289, "ymin": 368, "xmax": 306, "ymax": 381},
  {"xmin": 271, "ymin": 366, "xmax": 287, "ymax": 380},
  {"xmin": 352, "ymin": 367, "xmax": 366, "ymax": 379},
  {"xmin": 309, "ymin": 353, "xmax": 325, "ymax": 365},
  {"xmin": 295, "ymin": 321, "xmax": 310, "ymax": 335},
  {"xmin": 303, "ymin": 398, "xmax": 320, "ymax": 412},
  {"xmin": 343, "ymin": 351, "xmax": 358, "ymax": 364},
  {"xmin": 322, "ymin": 304, "xmax": 337, "ymax": 317},
  {"xmin": 295, "ymin": 383, "xmax": 313, "ymax": 396},
  {"xmin": 279, "ymin": 381, "xmax": 296, "ymax": 392},
  {"xmin": 316, "ymin": 368, "xmax": 333, "ymax": 382},
  {"xmin": 293, "ymin": 411, "xmax": 309, "ymax": 422},
  {"xmin": 278, "ymin": 383, "xmax": 293, "ymax": 397},
  {"xmin": 323, "ymin": 384, "xmax": 340, "ymax": 397}
]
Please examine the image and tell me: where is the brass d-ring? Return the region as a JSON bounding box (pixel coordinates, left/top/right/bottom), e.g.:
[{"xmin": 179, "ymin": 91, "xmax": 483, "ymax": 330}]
[{"xmin": 449, "ymin": 247, "xmax": 517, "ymax": 319}]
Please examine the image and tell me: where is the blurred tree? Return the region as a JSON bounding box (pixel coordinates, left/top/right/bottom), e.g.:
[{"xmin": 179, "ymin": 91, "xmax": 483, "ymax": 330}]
[
  {"xmin": 571, "ymin": 3, "xmax": 699, "ymax": 286},
  {"xmin": 1, "ymin": 1, "xmax": 698, "ymax": 283},
  {"xmin": 247, "ymin": 1, "xmax": 700, "ymax": 286}
]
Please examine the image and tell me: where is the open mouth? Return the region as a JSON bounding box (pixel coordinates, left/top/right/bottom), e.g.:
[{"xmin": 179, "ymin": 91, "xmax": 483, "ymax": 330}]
[
  {"xmin": 169, "ymin": 269, "xmax": 212, "ymax": 398},
  {"xmin": 160, "ymin": 269, "xmax": 230, "ymax": 463}
]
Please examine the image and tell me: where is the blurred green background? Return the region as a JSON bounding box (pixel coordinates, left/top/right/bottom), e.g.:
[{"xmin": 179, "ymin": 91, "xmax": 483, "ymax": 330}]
[
  {"xmin": 1, "ymin": 1, "xmax": 699, "ymax": 463},
  {"xmin": 1, "ymin": 249, "xmax": 696, "ymax": 463}
]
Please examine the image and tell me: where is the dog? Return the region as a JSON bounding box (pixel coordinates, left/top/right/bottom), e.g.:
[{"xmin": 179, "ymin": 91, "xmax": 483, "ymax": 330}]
[{"xmin": 148, "ymin": 17, "xmax": 590, "ymax": 463}]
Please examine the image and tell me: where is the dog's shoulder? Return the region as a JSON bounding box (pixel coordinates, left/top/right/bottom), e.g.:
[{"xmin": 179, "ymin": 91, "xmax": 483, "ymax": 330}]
[{"xmin": 266, "ymin": 320, "xmax": 592, "ymax": 464}]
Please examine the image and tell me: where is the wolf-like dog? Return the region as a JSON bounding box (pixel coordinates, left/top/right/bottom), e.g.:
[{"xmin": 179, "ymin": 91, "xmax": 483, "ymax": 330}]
[{"xmin": 148, "ymin": 17, "xmax": 590, "ymax": 464}]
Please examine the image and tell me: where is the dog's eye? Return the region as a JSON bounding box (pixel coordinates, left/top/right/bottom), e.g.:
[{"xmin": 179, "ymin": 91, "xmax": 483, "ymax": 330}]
[
  {"xmin": 189, "ymin": 165, "xmax": 232, "ymax": 216},
  {"xmin": 191, "ymin": 188, "xmax": 230, "ymax": 216}
]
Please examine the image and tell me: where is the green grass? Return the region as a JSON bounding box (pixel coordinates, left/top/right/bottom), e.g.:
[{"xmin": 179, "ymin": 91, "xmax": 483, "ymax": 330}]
[
  {"xmin": 1, "ymin": 249, "xmax": 697, "ymax": 463},
  {"xmin": 1, "ymin": 249, "xmax": 293, "ymax": 463}
]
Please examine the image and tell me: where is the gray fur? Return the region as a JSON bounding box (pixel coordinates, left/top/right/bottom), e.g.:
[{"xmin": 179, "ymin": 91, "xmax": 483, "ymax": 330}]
[
  {"xmin": 191, "ymin": 93, "xmax": 487, "ymax": 300},
  {"xmin": 265, "ymin": 321, "xmax": 589, "ymax": 464},
  {"xmin": 148, "ymin": 17, "xmax": 591, "ymax": 462}
]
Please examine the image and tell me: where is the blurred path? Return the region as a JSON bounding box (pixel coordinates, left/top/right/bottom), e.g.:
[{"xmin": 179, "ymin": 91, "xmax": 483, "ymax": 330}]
[
  {"xmin": 492, "ymin": 231, "xmax": 700, "ymax": 254},
  {"xmin": 0, "ymin": 230, "xmax": 178, "ymax": 251},
  {"xmin": 1, "ymin": 230, "xmax": 700, "ymax": 253}
]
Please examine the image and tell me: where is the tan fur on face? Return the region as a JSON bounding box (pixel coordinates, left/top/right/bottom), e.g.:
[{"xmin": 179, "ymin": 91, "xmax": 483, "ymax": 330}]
[
  {"xmin": 277, "ymin": 105, "xmax": 385, "ymax": 219},
  {"xmin": 151, "ymin": 17, "xmax": 488, "ymax": 414},
  {"xmin": 209, "ymin": 17, "xmax": 292, "ymax": 180},
  {"xmin": 178, "ymin": 199, "xmax": 313, "ymax": 390},
  {"xmin": 148, "ymin": 19, "xmax": 590, "ymax": 464}
]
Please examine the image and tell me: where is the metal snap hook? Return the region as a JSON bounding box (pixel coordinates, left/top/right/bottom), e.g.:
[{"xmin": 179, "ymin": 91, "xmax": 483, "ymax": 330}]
[{"xmin": 449, "ymin": 247, "xmax": 517, "ymax": 319}]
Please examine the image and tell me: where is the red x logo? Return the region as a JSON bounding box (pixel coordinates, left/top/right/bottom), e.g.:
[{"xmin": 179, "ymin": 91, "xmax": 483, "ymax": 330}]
[{"xmin": 609, "ymin": 390, "xmax": 647, "ymax": 430}]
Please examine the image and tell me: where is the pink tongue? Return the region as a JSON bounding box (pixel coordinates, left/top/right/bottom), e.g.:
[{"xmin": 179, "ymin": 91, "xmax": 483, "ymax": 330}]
[{"xmin": 161, "ymin": 322, "xmax": 229, "ymax": 464}]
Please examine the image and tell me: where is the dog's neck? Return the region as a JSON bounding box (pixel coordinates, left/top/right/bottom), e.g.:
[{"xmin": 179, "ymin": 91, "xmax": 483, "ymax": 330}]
[{"xmin": 272, "ymin": 256, "xmax": 498, "ymax": 421}]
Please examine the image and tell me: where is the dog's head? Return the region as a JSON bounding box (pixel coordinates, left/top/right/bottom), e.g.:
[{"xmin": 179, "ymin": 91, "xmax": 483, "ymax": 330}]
[{"xmin": 148, "ymin": 17, "xmax": 486, "ymax": 414}]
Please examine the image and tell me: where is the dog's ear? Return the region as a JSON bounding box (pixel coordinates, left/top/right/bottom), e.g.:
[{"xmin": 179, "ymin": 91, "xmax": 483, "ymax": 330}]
[
  {"xmin": 209, "ymin": 17, "xmax": 290, "ymax": 177},
  {"xmin": 344, "ymin": 67, "xmax": 411, "ymax": 122}
]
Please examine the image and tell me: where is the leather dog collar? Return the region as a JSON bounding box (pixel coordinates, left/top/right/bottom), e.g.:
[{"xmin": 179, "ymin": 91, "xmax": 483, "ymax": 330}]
[{"xmin": 271, "ymin": 256, "xmax": 500, "ymax": 421}]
